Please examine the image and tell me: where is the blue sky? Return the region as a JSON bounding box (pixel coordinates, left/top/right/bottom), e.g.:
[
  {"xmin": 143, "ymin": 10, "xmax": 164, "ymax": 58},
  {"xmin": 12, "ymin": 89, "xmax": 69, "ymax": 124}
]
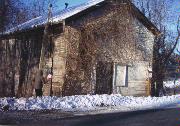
[
  {"xmin": 56, "ymin": 0, "xmax": 88, "ymax": 9},
  {"xmin": 165, "ymin": 1, "xmax": 180, "ymax": 38}
]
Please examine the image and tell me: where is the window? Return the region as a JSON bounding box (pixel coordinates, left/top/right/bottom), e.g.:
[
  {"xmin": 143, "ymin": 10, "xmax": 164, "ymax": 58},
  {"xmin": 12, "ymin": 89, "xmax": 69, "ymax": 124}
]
[{"xmin": 114, "ymin": 65, "xmax": 128, "ymax": 87}]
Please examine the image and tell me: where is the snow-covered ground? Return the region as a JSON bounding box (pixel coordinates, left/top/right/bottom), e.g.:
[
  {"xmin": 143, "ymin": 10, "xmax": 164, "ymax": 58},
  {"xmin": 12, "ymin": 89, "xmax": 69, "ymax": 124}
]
[
  {"xmin": 1, "ymin": 79, "xmax": 180, "ymax": 112},
  {"xmin": 0, "ymin": 94, "xmax": 179, "ymax": 112},
  {"xmin": 164, "ymin": 79, "xmax": 180, "ymax": 89}
]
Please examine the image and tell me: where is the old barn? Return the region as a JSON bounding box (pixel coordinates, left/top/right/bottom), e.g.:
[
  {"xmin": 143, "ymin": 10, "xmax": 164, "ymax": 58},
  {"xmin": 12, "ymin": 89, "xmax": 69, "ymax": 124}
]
[{"xmin": 0, "ymin": 0, "xmax": 160, "ymax": 97}]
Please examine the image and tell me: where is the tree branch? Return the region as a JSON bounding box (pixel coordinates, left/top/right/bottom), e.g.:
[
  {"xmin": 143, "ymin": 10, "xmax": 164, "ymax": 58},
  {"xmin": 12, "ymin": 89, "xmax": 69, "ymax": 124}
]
[{"xmin": 164, "ymin": 16, "xmax": 180, "ymax": 63}]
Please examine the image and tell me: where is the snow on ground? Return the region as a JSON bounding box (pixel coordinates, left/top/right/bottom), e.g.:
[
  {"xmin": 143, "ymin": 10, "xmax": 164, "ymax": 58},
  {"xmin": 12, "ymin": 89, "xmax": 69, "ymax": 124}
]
[
  {"xmin": 164, "ymin": 79, "xmax": 180, "ymax": 89},
  {"xmin": 0, "ymin": 94, "xmax": 179, "ymax": 112}
]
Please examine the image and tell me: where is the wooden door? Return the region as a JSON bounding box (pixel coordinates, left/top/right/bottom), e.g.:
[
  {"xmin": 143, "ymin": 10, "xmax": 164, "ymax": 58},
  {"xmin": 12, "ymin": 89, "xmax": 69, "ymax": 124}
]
[{"xmin": 95, "ymin": 61, "xmax": 113, "ymax": 94}]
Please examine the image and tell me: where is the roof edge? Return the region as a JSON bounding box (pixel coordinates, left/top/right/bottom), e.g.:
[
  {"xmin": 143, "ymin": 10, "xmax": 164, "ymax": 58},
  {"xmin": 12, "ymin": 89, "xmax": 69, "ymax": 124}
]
[
  {"xmin": 0, "ymin": 0, "xmax": 161, "ymax": 37},
  {"xmin": 128, "ymin": 0, "xmax": 161, "ymax": 36}
]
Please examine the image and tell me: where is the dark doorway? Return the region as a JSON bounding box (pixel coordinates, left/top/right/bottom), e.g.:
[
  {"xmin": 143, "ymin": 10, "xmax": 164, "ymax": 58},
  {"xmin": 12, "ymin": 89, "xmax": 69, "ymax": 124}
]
[{"xmin": 95, "ymin": 61, "xmax": 113, "ymax": 94}]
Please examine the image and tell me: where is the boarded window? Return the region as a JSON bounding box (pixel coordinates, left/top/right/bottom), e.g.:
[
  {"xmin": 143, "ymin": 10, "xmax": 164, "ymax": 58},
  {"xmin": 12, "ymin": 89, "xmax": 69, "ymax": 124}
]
[{"xmin": 114, "ymin": 65, "xmax": 128, "ymax": 87}]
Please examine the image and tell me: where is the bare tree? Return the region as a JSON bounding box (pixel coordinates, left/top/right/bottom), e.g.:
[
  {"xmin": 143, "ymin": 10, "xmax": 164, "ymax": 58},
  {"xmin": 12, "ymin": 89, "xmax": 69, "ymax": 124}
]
[
  {"xmin": 0, "ymin": 0, "xmax": 28, "ymax": 33},
  {"xmin": 27, "ymin": 0, "xmax": 57, "ymax": 19},
  {"xmin": 133, "ymin": 0, "xmax": 180, "ymax": 96}
]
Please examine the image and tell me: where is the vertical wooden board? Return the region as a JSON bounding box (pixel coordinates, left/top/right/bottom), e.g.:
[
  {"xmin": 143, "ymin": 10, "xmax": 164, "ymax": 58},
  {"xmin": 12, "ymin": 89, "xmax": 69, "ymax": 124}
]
[{"xmin": 115, "ymin": 65, "xmax": 127, "ymax": 87}]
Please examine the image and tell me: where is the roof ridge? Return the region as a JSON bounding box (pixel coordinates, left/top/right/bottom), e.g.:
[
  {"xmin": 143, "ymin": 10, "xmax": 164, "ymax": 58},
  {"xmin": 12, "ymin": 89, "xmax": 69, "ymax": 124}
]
[{"xmin": 3, "ymin": 0, "xmax": 105, "ymax": 35}]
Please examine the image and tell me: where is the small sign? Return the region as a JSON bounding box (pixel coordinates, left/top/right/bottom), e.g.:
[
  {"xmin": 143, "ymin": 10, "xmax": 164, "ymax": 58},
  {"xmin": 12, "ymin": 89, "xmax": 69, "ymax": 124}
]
[{"xmin": 47, "ymin": 74, "xmax": 52, "ymax": 80}]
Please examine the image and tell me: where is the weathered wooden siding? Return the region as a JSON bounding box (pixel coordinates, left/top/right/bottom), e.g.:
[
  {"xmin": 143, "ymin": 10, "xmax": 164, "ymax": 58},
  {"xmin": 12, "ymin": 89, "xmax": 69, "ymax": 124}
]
[
  {"xmin": 0, "ymin": 39, "xmax": 16, "ymax": 97},
  {"xmin": 0, "ymin": 31, "xmax": 43, "ymax": 97}
]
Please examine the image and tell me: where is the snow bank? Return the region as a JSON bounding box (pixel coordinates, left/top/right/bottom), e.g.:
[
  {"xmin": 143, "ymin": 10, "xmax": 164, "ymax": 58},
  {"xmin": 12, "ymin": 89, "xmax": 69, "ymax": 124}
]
[
  {"xmin": 0, "ymin": 94, "xmax": 179, "ymax": 111},
  {"xmin": 164, "ymin": 79, "xmax": 180, "ymax": 88}
]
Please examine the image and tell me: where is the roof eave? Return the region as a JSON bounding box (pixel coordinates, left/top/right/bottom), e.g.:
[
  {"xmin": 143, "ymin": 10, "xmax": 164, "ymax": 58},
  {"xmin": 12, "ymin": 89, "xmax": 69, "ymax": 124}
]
[{"xmin": 129, "ymin": 1, "xmax": 161, "ymax": 36}]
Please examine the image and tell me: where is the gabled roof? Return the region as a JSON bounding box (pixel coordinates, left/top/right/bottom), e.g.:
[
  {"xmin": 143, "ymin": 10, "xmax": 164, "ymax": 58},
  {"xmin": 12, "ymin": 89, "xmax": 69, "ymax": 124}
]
[
  {"xmin": 1, "ymin": 0, "xmax": 160, "ymax": 36},
  {"xmin": 3, "ymin": 0, "xmax": 104, "ymax": 35}
]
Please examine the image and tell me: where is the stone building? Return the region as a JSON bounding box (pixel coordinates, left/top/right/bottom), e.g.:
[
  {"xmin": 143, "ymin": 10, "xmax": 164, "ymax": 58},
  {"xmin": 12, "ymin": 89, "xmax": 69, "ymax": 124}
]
[{"xmin": 0, "ymin": 0, "xmax": 160, "ymax": 97}]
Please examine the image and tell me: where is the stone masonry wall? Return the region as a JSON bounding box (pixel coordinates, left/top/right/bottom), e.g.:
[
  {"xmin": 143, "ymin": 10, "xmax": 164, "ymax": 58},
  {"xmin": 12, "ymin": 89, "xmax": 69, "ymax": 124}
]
[
  {"xmin": 65, "ymin": 3, "xmax": 156, "ymax": 96},
  {"xmin": 43, "ymin": 26, "xmax": 81, "ymax": 96},
  {"xmin": 119, "ymin": 18, "xmax": 155, "ymax": 96}
]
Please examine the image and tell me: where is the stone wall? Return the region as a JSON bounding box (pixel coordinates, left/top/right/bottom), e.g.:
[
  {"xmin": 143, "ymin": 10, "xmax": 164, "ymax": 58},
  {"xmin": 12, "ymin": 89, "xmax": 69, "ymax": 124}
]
[
  {"xmin": 117, "ymin": 18, "xmax": 155, "ymax": 96},
  {"xmin": 43, "ymin": 26, "xmax": 81, "ymax": 96},
  {"xmin": 63, "ymin": 3, "xmax": 156, "ymax": 96},
  {"xmin": 65, "ymin": 4, "xmax": 138, "ymax": 95}
]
